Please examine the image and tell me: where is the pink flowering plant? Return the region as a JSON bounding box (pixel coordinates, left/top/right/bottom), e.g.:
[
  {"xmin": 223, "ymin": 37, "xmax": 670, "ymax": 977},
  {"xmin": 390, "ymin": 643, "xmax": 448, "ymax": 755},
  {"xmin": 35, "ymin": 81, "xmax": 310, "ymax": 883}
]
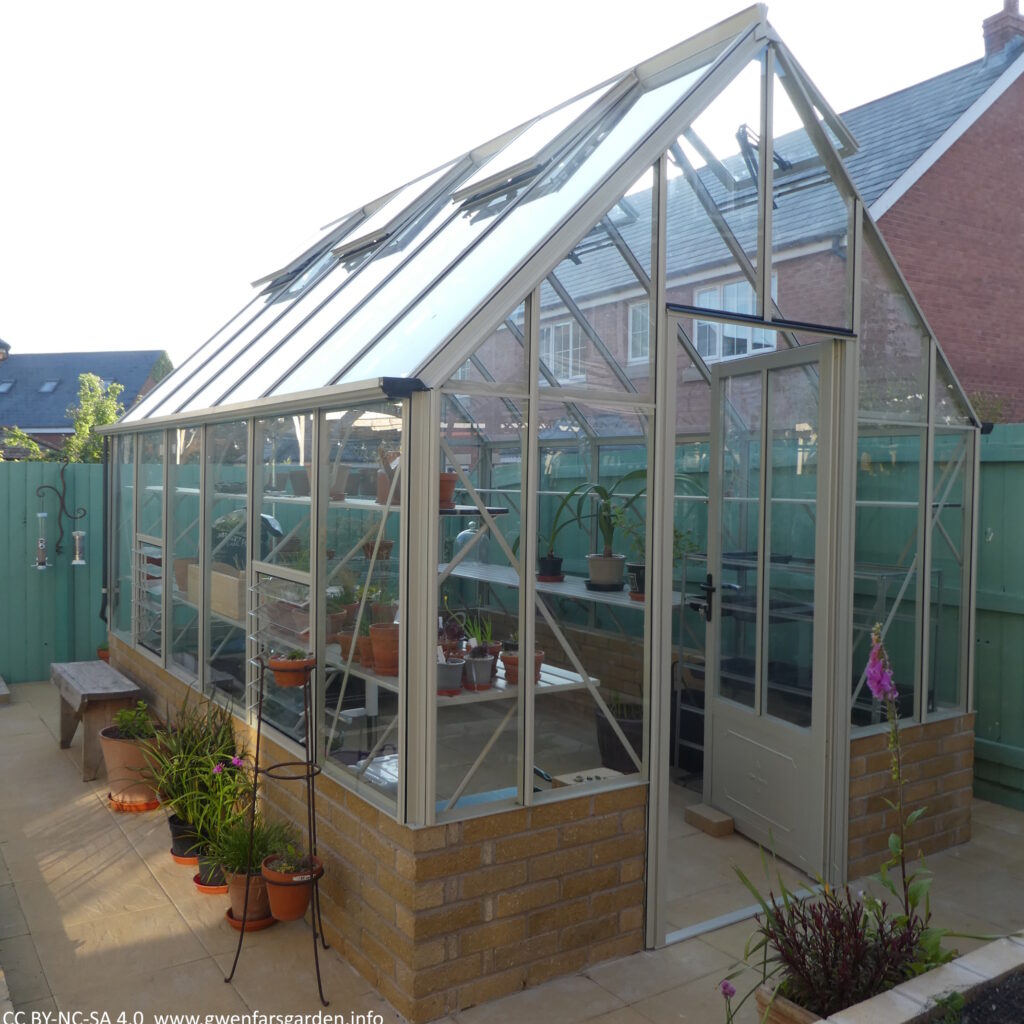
[{"xmin": 722, "ymin": 625, "xmax": 952, "ymax": 1019}]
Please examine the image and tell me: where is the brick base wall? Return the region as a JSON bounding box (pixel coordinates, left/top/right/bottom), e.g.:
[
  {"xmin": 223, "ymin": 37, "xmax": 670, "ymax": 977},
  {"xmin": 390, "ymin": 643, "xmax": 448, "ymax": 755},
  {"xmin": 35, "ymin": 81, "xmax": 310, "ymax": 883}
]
[
  {"xmin": 109, "ymin": 636, "xmax": 647, "ymax": 1023},
  {"xmin": 847, "ymin": 713, "xmax": 974, "ymax": 880}
]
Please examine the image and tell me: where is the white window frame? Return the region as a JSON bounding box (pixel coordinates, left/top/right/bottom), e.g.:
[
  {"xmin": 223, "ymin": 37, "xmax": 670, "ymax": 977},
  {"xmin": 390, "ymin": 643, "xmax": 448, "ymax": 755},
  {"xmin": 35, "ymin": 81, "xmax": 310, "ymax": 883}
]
[
  {"xmin": 694, "ymin": 276, "xmax": 779, "ymax": 363},
  {"xmin": 539, "ymin": 319, "xmax": 585, "ymax": 383},
  {"xmin": 628, "ymin": 301, "xmax": 650, "ymax": 364}
]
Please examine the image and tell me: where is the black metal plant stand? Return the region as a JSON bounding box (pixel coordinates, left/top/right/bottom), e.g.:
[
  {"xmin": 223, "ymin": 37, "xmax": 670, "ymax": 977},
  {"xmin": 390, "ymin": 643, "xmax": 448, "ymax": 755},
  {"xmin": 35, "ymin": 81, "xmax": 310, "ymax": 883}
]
[{"xmin": 225, "ymin": 657, "xmax": 329, "ymax": 1005}]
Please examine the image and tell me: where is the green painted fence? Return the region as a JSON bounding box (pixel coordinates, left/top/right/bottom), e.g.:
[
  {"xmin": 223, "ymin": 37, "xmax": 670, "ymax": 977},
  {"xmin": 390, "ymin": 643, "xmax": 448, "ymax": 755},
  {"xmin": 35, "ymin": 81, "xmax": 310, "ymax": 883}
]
[
  {"xmin": 975, "ymin": 424, "xmax": 1024, "ymax": 810},
  {"xmin": 0, "ymin": 462, "xmax": 107, "ymax": 683}
]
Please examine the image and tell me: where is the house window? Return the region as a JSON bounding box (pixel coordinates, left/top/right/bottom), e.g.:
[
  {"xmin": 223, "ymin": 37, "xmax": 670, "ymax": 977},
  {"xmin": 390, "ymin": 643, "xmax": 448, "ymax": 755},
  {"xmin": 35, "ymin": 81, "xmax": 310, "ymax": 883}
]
[
  {"xmin": 453, "ymin": 360, "xmax": 471, "ymax": 381},
  {"xmin": 540, "ymin": 320, "xmax": 584, "ymax": 382},
  {"xmin": 0, "ymin": 380, "xmax": 13, "ymax": 395},
  {"xmin": 694, "ymin": 277, "xmax": 778, "ymax": 363},
  {"xmin": 39, "ymin": 380, "xmax": 59, "ymax": 393},
  {"xmin": 628, "ymin": 302, "xmax": 649, "ymax": 364}
]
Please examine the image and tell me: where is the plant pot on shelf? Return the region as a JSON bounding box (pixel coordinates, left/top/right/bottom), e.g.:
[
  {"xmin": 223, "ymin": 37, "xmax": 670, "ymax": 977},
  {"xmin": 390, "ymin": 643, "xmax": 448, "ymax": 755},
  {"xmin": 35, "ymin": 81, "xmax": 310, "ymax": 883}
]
[
  {"xmin": 362, "ymin": 538, "xmax": 394, "ymax": 561},
  {"xmin": 326, "ymin": 605, "xmax": 358, "ymax": 634},
  {"xmin": 370, "ymin": 623, "xmax": 400, "ymax": 676},
  {"xmin": 500, "ymin": 649, "xmax": 545, "ymax": 685},
  {"xmin": 97, "ymin": 646, "xmax": 110, "ymax": 663},
  {"xmin": 224, "ymin": 870, "xmax": 273, "ymax": 926},
  {"xmin": 537, "ymin": 555, "xmax": 564, "ymax": 581},
  {"xmin": 328, "ymin": 464, "xmax": 349, "ymax": 500},
  {"xmin": 463, "ymin": 652, "xmax": 494, "ymax": 691},
  {"xmin": 626, "ymin": 561, "xmax": 645, "ymax": 601},
  {"xmin": 333, "ymin": 630, "xmax": 357, "ymax": 663},
  {"xmin": 355, "ymin": 634, "xmax": 374, "ymax": 667},
  {"xmin": 261, "ymin": 855, "xmax": 324, "ymax": 921},
  {"xmin": 586, "ymin": 553, "xmax": 626, "ymax": 586},
  {"xmin": 754, "ymin": 986, "xmax": 822, "ymax": 1024},
  {"xmin": 268, "ymin": 655, "xmax": 315, "ymax": 688},
  {"xmin": 437, "ymin": 658, "xmax": 465, "ymax": 696},
  {"xmin": 439, "ymin": 471, "xmax": 458, "ymax": 510},
  {"xmin": 376, "ymin": 469, "xmax": 401, "ymax": 505},
  {"xmin": 288, "ymin": 469, "xmax": 311, "ymax": 497},
  {"xmin": 371, "ymin": 600, "xmax": 398, "ymax": 624},
  {"xmin": 98, "ymin": 726, "xmax": 160, "ymax": 810}
]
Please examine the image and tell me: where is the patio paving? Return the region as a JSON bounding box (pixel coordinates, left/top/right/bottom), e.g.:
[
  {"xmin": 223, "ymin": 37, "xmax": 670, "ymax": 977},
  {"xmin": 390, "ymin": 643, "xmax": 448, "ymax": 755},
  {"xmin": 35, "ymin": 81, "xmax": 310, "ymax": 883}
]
[{"xmin": 2, "ymin": 679, "xmax": 1022, "ymax": 1024}]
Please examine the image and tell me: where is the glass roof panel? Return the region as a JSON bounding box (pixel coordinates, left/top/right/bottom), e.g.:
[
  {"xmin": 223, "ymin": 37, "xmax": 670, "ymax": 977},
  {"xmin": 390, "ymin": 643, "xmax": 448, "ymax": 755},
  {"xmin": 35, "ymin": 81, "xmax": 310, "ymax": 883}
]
[
  {"xmin": 172, "ymin": 253, "xmax": 358, "ymax": 414},
  {"xmin": 339, "ymin": 62, "xmax": 712, "ymax": 386},
  {"xmin": 455, "ymin": 82, "xmax": 616, "ymax": 199},
  {"xmin": 269, "ymin": 176, "xmax": 539, "ymax": 397},
  {"xmin": 332, "ymin": 162, "xmax": 456, "ymax": 256},
  {"xmin": 234, "ymin": 187, "xmax": 474, "ymax": 403},
  {"xmin": 123, "ymin": 293, "xmax": 277, "ymax": 422}
]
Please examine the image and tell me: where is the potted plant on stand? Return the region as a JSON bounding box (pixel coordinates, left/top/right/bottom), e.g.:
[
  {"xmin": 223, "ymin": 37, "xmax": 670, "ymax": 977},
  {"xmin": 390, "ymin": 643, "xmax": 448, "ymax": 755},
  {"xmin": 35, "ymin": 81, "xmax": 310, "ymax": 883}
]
[
  {"xmin": 211, "ymin": 811, "xmax": 292, "ymax": 930},
  {"xmin": 571, "ymin": 469, "xmax": 646, "ymax": 588},
  {"xmin": 268, "ymin": 649, "xmax": 315, "ymax": 688},
  {"xmin": 99, "ymin": 701, "xmax": 160, "ymax": 811},
  {"xmin": 464, "ymin": 614, "xmax": 501, "ymax": 680},
  {"xmin": 262, "ymin": 837, "xmax": 324, "ymax": 921}
]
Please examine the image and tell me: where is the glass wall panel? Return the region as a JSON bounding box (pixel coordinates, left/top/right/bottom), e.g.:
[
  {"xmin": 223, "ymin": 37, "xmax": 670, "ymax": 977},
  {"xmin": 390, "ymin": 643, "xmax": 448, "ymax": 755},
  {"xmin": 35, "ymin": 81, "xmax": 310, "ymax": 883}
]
[
  {"xmin": 255, "ymin": 415, "xmax": 314, "ymax": 572},
  {"xmin": 858, "ymin": 227, "xmax": 929, "ymax": 424},
  {"xmin": 769, "ymin": 64, "xmax": 853, "ymax": 331},
  {"xmin": 930, "ymin": 430, "xmax": 970, "ymax": 713},
  {"xmin": 532, "ymin": 400, "xmax": 648, "ymax": 786},
  {"xmin": 110, "ymin": 434, "xmax": 135, "ymax": 641},
  {"xmin": 535, "ymin": 170, "xmax": 655, "ymax": 395},
  {"xmin": 934, "ymin": 354, "xmax": 974, "ymax": 427},
  {"xmin": 673, "ymin": 439, "xmax": 709, "ymax": 788},
  {"xmin": 851, "ymin": 428, "xmax": 922, "ymax": 724},
  {"xmin": 666, "ymin": 51, "xmax": 766, "ymax": 318},
  {"xmin": 435, "ymin": 393, "xmax": 524, "ymax": 815},
  {"xmin": 204, "ymin": 421, "xmax": 249, "ymax": 703},
  {"xmin": 445, "ymin": 303, "xmax": 528, "ymax": 388},
  {"xmin": 717, "ymin": 373, "xmax": 761, "ymax": 709},
  {"xmin": 168, "ymin": 427, "xmax": 202, "ymax": 682},
  {"xmin": 339, "ymin": 64, "xmax": 710, "ymax": 386},
  {"xmin": 253, "ymin": 572, "xmax": 311, "ymax": 743},
  {"xmin": 136, "ymin": 431, "xmax": 165, "ymax": 657},
  {"xmin": 321, "ymin": 402, "xmax": 403, "ymax": 815},
  {"xmin": 764, "ymin": 364, "xmax": 818, "ymax": 727}
]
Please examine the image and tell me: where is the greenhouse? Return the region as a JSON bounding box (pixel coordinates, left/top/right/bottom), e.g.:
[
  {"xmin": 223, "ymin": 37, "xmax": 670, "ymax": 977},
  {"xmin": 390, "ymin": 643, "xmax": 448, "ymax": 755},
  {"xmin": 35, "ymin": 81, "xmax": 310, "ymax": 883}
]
[{"xmin": 101, "ymin": 6, "xmax": 979, "ymax": 1017}]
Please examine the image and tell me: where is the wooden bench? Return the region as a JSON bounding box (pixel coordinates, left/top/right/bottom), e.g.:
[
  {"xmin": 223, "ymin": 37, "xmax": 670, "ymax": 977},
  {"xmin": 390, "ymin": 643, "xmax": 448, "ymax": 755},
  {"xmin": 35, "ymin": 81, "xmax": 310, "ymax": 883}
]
[{"xmin": 51, "ymin": 661, "xmax": 141, "ymax": 781}]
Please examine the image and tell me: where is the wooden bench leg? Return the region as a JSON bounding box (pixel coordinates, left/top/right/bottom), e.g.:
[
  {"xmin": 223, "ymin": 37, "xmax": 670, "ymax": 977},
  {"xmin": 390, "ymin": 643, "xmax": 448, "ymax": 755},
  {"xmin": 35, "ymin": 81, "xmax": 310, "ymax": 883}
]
[{"xmin": 59, "ymin": 697, "xmax": 79, "ymax": 749}]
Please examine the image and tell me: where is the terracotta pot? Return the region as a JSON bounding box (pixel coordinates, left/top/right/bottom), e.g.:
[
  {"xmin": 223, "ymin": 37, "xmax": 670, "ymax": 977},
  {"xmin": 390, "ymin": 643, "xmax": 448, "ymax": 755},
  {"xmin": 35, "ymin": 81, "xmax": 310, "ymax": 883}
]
[
  {"xmin": 355, "ymin": 635, "xmax": 374, "ymax": 666},
  {"xmin": 754, "ymin": 985, "xmax": 822, "ymax": 1023},
  {"xmin": 288, "ymin": 469, "xmax": 311, "ymax": 497},
  {"xmin": 370, "ymin": 623, "xmax": 400, "ymax": 676},
  {"xmin": 98, "ymin": 726, "xmax": 160, "ymax": 809},
  {"xmin": 97, "ymin": 647, "xmax": 110, "ymax": 663},
  {"xmin": 371, "ymin": 601, "xmax": 398, "ymax": 624},
  {"xmin": 327, "ymin": 604, "xmax": 358, "ymax": 633},
  {"xmin": 328, "ymin": 464, "xmax": 349, "ymax": 500},
  {"xmin": 224, "ymin": 870, "xmax": 272, "ymax": 922},
  {"xmin": 333, "ymin": 630, "xmax": 357, "ymax": 662},
  {"xmin": 439, "ymin": 472, "xmax": 458, "ymax": 509},
  {"xmin": 362, "ymin": 539, "xmax": 394, "ymax": 561},
  {"xmin": 500, "ymin": 649, "xmax": 545, "ymax": 685},
  {"xmin": 376, "ymin": 469, "xmax": 400, "ymax": 505},
  {"xmin": 268, "ymin": 655, "xmax": 315, "ymax": 688},
  {"xmin": 261, "ymin": 855, "xmax": 323, "ymax": 921}
]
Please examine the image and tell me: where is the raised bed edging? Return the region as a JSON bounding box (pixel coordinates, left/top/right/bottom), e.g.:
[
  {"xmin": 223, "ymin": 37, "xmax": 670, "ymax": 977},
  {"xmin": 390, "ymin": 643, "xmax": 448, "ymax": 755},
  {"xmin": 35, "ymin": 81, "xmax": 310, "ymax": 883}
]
[{"xmin": 823, "ymin": 935, "xmax": 1024, "ymax": 1022}]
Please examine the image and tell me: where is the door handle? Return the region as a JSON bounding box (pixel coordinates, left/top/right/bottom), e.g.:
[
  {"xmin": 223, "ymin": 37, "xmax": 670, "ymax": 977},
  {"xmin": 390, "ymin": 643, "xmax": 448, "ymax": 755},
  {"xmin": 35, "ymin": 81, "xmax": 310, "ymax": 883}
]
[{"xmin": 699, "ymin": 573, "xmax": 716, "ymax": 623}]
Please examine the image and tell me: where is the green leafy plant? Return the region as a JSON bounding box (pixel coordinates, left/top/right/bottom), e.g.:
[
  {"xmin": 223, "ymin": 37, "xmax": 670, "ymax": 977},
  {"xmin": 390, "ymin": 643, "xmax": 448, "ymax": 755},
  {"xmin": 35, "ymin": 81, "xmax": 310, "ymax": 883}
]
[
  {"xmin": 144, "ymin": 697, "xmax": 249, "ymax": 846},
  {"xmin": 463, "ymin": 614, "xmax": 493, "ymax": 647},
  {"xmin": 561, "ymin": 469, "xmax": 647, "ymax": 556},
  {"xmin": 211, "ymin": 812, "xmax": 295, "ymax": 875},
  {"xmin": 113, "ymin": 701, "xmax": 155, "ymax": 740}
]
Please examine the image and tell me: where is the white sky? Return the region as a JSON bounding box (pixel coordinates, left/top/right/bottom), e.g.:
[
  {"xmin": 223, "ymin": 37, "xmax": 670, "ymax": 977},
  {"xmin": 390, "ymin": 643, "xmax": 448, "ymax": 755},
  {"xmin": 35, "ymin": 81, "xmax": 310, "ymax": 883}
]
[{"xmin": 0, "ymin": 0, "xmax": 1003, "ymax": 367}]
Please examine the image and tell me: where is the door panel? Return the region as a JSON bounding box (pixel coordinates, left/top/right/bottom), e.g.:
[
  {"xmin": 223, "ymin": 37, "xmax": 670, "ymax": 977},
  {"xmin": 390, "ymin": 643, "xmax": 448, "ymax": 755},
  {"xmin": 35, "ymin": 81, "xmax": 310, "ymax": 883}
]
[{"xmin": 708, "ymin": 347, "xmax": 829, "ymax": 874}]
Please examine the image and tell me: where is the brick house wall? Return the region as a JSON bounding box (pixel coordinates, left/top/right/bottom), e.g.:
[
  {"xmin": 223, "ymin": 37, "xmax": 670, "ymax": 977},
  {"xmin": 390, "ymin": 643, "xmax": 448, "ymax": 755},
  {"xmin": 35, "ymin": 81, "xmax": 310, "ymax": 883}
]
[
  {"xmin": 847, "ymin": 713, "xmax": 975, "ymax": 880},
  {"xmin": 109, "ymin": 636, "xmax": 646, "ymax": 1023},
  {"xmin": 876, "ymin": 75, "xmax": 1024, "ymax": 421}
]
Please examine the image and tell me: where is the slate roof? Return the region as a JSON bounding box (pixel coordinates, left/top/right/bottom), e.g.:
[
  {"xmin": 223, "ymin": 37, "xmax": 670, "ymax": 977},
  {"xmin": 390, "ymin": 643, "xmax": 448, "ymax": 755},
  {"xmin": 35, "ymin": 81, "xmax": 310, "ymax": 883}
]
[
  {"xmin": 0, "ymin": 350, "xmax": 165, "ymax": 431},
  {"xmin": 841, "ymin": 43, "xmax": 1022, "ymax": 208}
]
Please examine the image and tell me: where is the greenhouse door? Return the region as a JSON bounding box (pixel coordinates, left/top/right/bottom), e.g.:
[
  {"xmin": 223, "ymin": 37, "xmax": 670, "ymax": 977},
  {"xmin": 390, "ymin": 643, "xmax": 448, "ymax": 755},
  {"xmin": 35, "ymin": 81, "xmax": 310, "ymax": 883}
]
[{"xmin": 705, "ymin": 345, "xmax": 834, "ymax": 875}]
